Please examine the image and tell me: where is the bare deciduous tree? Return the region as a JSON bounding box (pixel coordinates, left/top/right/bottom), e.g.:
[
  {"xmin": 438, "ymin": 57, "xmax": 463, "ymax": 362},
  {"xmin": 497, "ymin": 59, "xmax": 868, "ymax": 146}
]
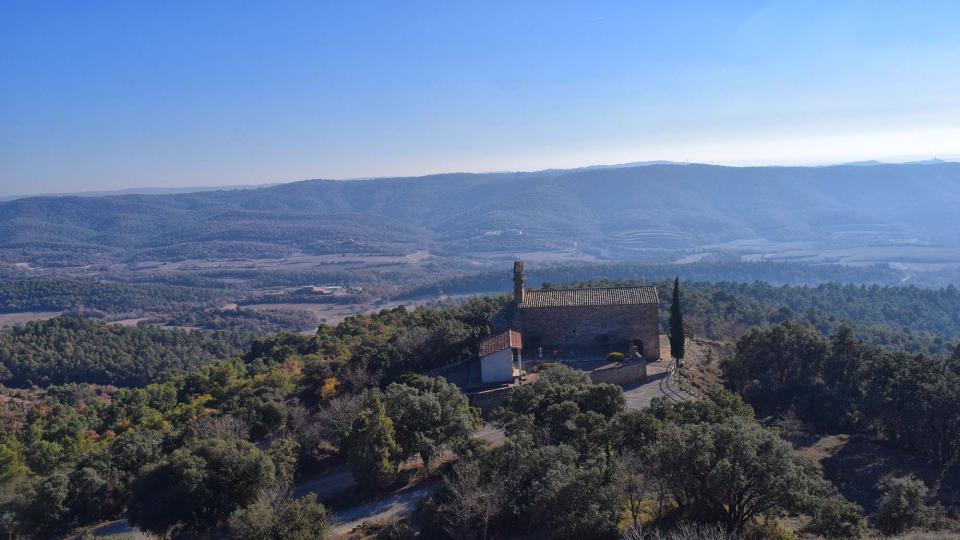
[
  {"xmin": 187, "ymin": 413, "xmax": 250, "ymax": 440},
  {"xmin": 621, "ymin": 521, "xmax": 734, "ymax": 540},
  {"xmin": 617, "ymin": 451, "xmax": 652, "ymax": 527},
  {"xmin": 314, "ymin": 392, "xmax": 364, "ymax": 445},
  {"xmin": 439, "ymin": 461, "xmax": 505, "ymax": 540}
]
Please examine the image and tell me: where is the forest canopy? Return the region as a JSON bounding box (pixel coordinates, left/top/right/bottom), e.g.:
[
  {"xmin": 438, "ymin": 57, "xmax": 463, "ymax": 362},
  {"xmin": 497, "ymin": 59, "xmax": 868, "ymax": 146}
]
[{"xmin": 0, "ymin": 317, "xmax": 249, "ymax": 387}]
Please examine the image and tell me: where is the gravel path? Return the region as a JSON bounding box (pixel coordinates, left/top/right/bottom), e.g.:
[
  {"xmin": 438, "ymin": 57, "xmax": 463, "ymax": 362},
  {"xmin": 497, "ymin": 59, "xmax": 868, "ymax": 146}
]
[
  {"xmin": 331, "ymin": 484, "xmax": 439, "ymax": 535},
  {"xmin": 622, "ymin": 358, "xmax": 693, "ymax": 409}
]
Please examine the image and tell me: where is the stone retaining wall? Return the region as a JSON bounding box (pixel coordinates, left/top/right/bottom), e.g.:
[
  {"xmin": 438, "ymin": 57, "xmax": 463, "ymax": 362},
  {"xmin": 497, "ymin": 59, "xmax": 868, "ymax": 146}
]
[
  {"xmin": 589, "ymin": 360, "xmax": 648, "ymax": 386},
  {"xmin": 468, "ymin": 385, "xmax": 516, "ymax": 414}
]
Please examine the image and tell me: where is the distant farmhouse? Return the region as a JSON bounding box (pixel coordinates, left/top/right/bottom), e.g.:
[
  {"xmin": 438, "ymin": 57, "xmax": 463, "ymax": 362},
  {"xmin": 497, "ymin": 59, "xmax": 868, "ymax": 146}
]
[{"xmin": 479, "ymin": 261, "xmax": 660, "ymax": 384}]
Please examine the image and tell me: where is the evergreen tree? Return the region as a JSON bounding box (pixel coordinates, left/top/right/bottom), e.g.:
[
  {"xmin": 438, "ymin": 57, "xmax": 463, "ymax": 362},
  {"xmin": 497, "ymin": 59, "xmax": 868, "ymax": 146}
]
[
  {"xmin": 126, "ymin": 438, "xmax": 275, "ymax": 536},
  {"xmin": 669, "ymin": 277, "xmax": 685, "ymax": 360},
  {"xmin": 346, "ymin": 394, "xmax": 400, "ymax": 492},
  {"xmin": 384, "ymin": 374, "xmax": 476, "ymax": 470}
]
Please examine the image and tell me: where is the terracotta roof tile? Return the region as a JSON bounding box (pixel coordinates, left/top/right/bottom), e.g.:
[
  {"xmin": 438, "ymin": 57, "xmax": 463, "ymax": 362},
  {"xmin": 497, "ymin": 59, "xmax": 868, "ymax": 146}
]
[
  {"xmin": 520, "ymin": 286, "xmax": 658, "ymax": 308},
  {"xmin": 479, "ymin": 329, "xmax": 522, "ymax": 356}
]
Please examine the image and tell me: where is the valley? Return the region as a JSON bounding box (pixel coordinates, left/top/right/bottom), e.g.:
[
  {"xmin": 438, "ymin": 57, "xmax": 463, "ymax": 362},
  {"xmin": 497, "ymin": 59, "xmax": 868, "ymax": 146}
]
[{"xmin": 2, "ymin": 163, "xmax": 960, "ymax": 539}]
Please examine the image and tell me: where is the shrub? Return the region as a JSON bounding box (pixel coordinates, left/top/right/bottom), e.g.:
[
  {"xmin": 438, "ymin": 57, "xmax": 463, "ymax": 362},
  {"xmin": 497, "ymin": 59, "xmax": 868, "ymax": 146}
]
[
  {"xmin": 127, "ymin": 438, "xmax": 275, "ymax": 535},
  {"xmin": 876, "ymin": 475, "xmax": 943, "ymax": 535},
  {"xmin": 229, "ymin": 493, "xmax": 330, "ymax": 539},
  {"xmin": 606, "ymin": 352, "xmax": 626, "ymax": 363},
  {"xmin": 807, "ymin": 495, "xmax": 865, "ymax": 539}
]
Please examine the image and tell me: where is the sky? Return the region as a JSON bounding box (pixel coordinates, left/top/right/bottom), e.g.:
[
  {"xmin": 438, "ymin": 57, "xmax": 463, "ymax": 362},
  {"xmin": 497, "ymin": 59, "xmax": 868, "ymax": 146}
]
[{"xmin": 2, "ymin": 0, "xmax": 960, "ymax": 196}]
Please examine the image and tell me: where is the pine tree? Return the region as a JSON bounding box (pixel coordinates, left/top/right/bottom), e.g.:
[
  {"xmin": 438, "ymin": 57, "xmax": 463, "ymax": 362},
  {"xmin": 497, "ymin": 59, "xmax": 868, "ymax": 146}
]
[{"xmin": 669, "ymin": 277, "xmax": 685, "ymax": 361}]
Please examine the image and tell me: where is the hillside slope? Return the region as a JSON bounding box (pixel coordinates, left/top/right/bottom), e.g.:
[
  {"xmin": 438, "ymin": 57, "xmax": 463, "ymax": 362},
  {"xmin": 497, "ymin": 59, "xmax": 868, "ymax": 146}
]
[{"xmin": 2, "ymin": 163, "xmax": 959, "ymax": 264}]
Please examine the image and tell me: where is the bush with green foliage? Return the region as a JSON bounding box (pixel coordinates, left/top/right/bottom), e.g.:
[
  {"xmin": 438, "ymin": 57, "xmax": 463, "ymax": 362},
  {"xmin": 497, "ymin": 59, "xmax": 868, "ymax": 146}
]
[
  {"xmin": 807, "ymin": 497, "xmax": 866, "ymax": 539},
  {"xmin": 127, "ymin": 438, "xmax": 276, "ymax": 536},
  {"xmin": 606, "ymin": 351, "xmax": 626, "ymax": 363},
  {"xmin": 876, "ymin": 475, "xmax": 944, "ymax": 535},
  {"xmin": 644, "ymin": 417, "xmax": 860, "ymax": 530},
  {"xmin": 229, "ymin": 492, "xmax": 330, "ymax": 540},
  {"xmin": 384, "ymin": 374, "xmax": 477, "ymax": 468}
]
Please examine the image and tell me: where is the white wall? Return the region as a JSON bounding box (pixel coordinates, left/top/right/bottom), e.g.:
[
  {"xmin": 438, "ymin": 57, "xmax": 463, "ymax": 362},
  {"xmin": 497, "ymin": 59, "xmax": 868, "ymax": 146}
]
[{"xmin": 480, "ymin": 349, "xmax": 514, "ymax": 384}]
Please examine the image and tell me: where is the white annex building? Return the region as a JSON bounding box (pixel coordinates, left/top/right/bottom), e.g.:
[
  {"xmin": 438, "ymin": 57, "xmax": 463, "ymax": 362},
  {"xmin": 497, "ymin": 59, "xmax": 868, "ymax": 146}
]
[{"xmin": 478, "ymin": 329, "xmax": 522, "ymax": 384}]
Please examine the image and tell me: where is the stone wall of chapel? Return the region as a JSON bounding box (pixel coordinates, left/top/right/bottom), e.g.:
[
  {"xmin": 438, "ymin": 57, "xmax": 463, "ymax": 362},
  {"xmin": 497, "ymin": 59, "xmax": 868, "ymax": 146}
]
[{"xmin": 519, "ymin": 303, "xmax": 660, "ymax": 359}]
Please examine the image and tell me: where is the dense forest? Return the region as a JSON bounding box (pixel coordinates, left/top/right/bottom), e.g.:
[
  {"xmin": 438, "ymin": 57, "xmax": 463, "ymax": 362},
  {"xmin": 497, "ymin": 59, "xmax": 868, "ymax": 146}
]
[
  {"xmin": 0, "ymin": 299, "xmax": 960, "ymax": 538},
  {"xmin": 2, "ymin": 281, "xmax": 960, "ymax": 538},
  {"xmin": 0, "ymin": 317, "xmax": 250, "ymax": 387},
  {"xmin": 678, "ymin": 281, "xmax": 960, "ymax": 355},
  {"xmin": 0, "ymin": 300, "xmax": 501, "ymax": 538},
  {"xmin": 0, "ymin": 279, "xmax": 226, "ymax": 315},
  {"xmin": 724, "ymin": 322, "xmax": 960, "ymax": 470}
]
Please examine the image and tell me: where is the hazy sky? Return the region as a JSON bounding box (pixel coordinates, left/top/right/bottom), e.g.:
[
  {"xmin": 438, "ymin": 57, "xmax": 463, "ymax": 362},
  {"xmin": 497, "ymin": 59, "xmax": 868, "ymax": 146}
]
[{"xmin": 2, "ymin": 1, "xmax": 960, "ymax": 196}]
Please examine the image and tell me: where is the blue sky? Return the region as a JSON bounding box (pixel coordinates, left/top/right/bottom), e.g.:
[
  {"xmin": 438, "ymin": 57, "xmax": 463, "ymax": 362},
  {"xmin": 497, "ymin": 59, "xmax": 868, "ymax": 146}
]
[{"xmin": 2, "ymin": 1, "xmax": 960, "ymax": 195}]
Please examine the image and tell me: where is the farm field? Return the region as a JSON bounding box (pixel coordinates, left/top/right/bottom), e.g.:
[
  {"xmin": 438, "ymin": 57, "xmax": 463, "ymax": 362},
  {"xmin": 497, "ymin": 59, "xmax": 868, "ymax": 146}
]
[{"xmin": 0, "ymin": 310, "xmax": 63, "ymax": 330}]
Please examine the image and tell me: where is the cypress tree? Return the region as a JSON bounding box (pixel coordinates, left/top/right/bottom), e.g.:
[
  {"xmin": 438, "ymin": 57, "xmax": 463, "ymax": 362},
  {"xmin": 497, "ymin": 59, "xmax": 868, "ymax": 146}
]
[
  {"xmin": 346, "ymin": 394, "xmax": 399, "ymax": 492},
  {"xmin": 669, "ymin": 277, "xmax": 685, "ymax": 360}
]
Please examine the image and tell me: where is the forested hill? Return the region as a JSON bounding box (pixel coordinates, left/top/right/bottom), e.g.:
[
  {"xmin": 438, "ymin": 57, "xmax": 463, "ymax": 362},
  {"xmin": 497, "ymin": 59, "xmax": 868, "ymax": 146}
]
[
  {"xmin": 2, "ymin": 162, "xmax": 959, "ymax": 263},
  {"xmin": 0, "ymin": 317, "xmax": 249, "ymax": 387}
]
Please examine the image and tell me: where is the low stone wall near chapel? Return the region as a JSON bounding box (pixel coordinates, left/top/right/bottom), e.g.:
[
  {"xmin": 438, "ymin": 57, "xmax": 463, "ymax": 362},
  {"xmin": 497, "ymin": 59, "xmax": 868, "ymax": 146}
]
[
  {"xmin": 588, "ymin": 360, "xmax": 648, "ymax": 386},
  {"xmin": 468, "ymin": 360, "xmax": 647, "ymax": 414}
]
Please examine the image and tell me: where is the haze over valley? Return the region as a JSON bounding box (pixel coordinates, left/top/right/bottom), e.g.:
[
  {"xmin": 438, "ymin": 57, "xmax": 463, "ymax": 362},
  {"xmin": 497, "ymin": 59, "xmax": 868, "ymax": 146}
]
[
  {"xmin": 4, "ymin": 161, "xmax": 960, "ymax": 280},
  {"xmin": 5, "ymin": 2, "xmax": 960, "ymax": 538}
]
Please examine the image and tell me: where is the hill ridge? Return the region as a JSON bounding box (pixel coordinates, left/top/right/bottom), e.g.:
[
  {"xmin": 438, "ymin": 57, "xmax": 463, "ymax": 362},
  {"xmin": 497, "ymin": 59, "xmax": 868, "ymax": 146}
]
[{"xmin": 2, "ymin": 162, "xmax": 959, "ymax": 264}]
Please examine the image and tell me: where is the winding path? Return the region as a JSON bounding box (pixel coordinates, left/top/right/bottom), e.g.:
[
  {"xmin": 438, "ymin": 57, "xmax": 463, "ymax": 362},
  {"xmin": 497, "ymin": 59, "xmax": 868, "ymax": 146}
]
[{"xmin": 331, "ymin": 485, "xmax": 439, "ymax": 535}]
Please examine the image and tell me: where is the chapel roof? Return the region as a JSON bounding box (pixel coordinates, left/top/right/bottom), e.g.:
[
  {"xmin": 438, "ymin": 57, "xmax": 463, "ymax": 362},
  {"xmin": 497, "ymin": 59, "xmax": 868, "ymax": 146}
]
[{"xmin": 519, "ymin": 285, "xmax": 659, "ymax": 309}]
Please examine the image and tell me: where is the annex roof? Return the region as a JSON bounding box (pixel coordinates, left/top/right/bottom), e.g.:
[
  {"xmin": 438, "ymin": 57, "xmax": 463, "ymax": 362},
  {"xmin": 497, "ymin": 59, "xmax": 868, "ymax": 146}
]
[
  {"xmin": 519, "ymin": 286, "xmax": 659, "ymax": 308},
  {"xmin": 479, "ymin": 329, "xmax": 523, "ymax": 356}
]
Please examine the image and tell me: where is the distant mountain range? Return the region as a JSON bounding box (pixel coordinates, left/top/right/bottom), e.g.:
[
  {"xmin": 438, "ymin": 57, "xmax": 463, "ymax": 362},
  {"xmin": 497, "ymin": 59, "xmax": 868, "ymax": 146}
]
[
  {"xmin": 0, "ymin": 183, "xmax": 278, "ymax": 202},
  {"xmin": 835, "ymin": 158, "xmax": 949, "ymax": 167},
  {"xmin": 2, "ymin": 162, "xmax": 959, "ymax": 266}
]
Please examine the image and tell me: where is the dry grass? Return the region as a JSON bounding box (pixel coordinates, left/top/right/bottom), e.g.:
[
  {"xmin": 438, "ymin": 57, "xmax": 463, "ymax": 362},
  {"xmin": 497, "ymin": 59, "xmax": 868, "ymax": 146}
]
[
  {"xmin": 867, "ymin": 532, "xmax": 960, "ymax": 540},
  {"xmin": 673, "ymin": 337, "xmax": 730, "ymax": 398},
  {"xmin": 0, "ymin": 310, "xmax": 63, "ymax": 330},
  {"xmin": 621, "ymin": 522, "xmax": 735, "ymax": 540},
  {"xmin": 797, "ymin": 434, "xmax": 960, "ymax": 515}
]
